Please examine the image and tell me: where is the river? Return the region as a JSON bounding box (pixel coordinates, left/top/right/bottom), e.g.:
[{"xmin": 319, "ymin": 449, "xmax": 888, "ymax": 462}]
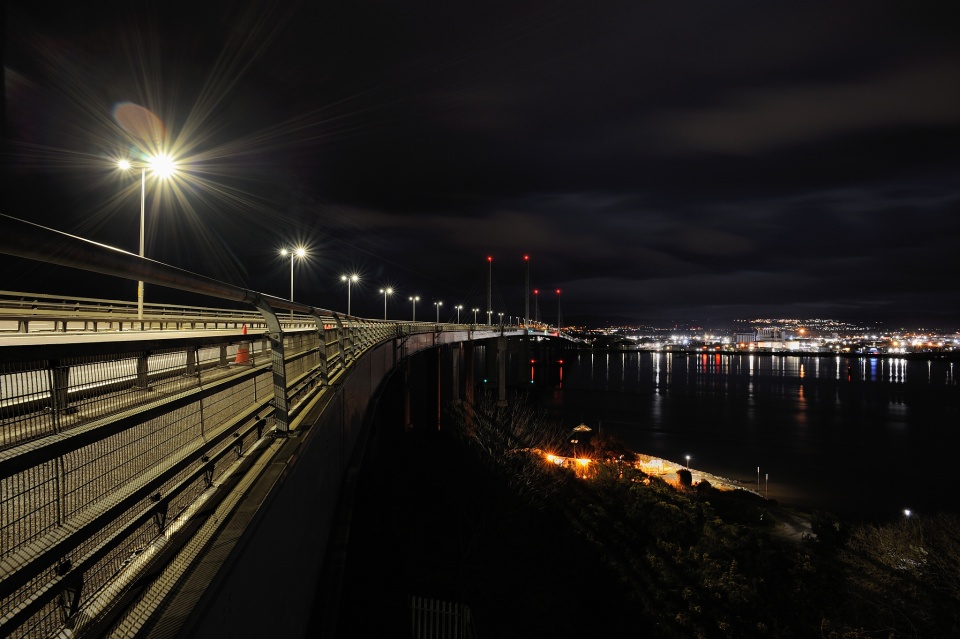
[{"xmin": 527, "ymin": 350, "xmax": 959, "ymax": 523}]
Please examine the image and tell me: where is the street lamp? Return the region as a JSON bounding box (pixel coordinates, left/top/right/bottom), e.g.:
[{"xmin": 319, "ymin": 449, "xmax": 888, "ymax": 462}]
[
  {"xmin": 472, "ymin": 308, "xmax": 479, "ymax": 324},
  {"xmin": 498, "ymin": 312, "xmax": 504, "ymax": 325},
  {"xmin": 280, "ymin": 246, "xmax": 307, "ymax": 317},
  {"xmin": 409, "ymin": 295, "xmax": 420, "ymax": 321},
  {"xmin": 556, "ymin": 288, "xmax": 562, "ymax": 331},
  {"xmin": 434, "ymin": 301, "xmax": 443, "ymax": 323},
  {"xmin": 380, "ymin": 287, "xmax": 394, "ymax": 320},
  {"xmin": 340, "ymin": 274, "xmax": 359, "ymax": 315},
  {"xmin": 455, "ymin": 304, "xmax": 463, "ymax": 323},
  {"xmin": 685, "ymin": 455, "xmax": 691, "ymax": 469},
  {"xmin": 117, "ymin": 154, "xmax": 176, "ymax": 319}
]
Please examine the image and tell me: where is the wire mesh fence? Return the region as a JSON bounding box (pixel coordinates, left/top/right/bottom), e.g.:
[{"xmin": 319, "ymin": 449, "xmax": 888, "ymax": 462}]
[
  {"xmin": 0, "ymin": 333, "xmax": 278, "ymax": 638},
  {"xmin": 0, "ymin": 316, "xmax": 427, "ymax": 637}
]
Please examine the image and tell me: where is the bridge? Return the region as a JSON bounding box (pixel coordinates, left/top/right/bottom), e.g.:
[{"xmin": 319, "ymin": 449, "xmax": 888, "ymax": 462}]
[{"xmin": 0, "ymin": 215, "xmax": 574, "ymax": 638}]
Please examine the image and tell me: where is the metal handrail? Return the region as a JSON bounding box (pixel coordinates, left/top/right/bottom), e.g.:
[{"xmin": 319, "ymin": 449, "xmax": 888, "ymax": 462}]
[{"xmin": 0, "ymin": 214, "xmax": 335, "ymax": 319}]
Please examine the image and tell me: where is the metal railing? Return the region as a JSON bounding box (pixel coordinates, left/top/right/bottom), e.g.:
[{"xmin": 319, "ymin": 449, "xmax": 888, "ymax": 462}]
[{"xmin": 0, "ymin": 214, "xmax": 516, "ymax": 637}]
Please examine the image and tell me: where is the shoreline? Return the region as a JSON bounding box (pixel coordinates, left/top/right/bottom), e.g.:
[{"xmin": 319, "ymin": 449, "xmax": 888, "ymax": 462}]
[{"xmin": 633, "ymin": 453, "xmax": 814, "ymax": 542}]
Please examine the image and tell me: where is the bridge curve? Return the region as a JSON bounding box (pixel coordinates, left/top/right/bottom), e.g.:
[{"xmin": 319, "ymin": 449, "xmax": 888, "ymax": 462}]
[{"xmin": 0, "ymin": 214, "xmax": 574, "ymax": 637}]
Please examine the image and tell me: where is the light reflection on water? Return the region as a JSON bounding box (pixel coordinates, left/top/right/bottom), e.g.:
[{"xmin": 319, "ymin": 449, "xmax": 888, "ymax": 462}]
[{"xmin": 533, "ymin": 351, "xmax": 960, "ymax": 522}]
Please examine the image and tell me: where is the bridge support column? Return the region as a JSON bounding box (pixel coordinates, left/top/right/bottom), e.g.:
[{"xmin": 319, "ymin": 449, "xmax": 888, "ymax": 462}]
[
  {"xmin": 463, "ymin": 342, "xmax": 475, "ymax": 434},
  {"xmin": 404, "ymin": 357, "xmax": 413, "ymax": 431},
  {"xmin": 521, "ymin": 330, "xmax": 531, "ymax": 384},
  {"xmin": 497, "ymin": 334, "xmax": 507, "ymax": 407},
  {"xmin": 436, "ymin": 345, "xmax": 442, "ymax": 431},
  {"xmin": 451, "ymin": 343, "xmax": 460, "ymax": 403}
]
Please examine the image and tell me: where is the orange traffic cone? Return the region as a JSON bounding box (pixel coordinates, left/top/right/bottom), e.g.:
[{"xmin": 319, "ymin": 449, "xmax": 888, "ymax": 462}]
[{"xmin": 234, "ymin": 324, "xmax": 250, "ymax": 364}]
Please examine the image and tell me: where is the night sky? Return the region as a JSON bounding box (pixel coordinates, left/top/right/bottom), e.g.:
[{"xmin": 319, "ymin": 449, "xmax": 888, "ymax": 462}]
[{"xmin": 4, "ymin": 1, "xmax": 959, "ymax": 327}]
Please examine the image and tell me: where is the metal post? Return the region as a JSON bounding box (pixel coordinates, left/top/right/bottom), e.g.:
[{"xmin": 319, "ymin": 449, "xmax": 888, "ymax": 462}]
[
  {"xmin": 487, "ymin": 256, "xmax": 492, "ymax": 324},
  {"xmin": 252, "ymin": 297, "xmax": 289, "ymax": 433},
  {"xmin": 138, "ymin": 167, "xmax": 145, "ymax": 320},
  {"xmin": 497, "ymin": 334, "xmax": 507, "ymax": 407}
]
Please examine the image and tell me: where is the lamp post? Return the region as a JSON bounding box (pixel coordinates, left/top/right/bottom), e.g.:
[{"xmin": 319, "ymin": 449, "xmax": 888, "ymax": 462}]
[
  {"xmin": 340, "ymin": 274, "xmax": 359, "ymax": 315},
  {"xmin": 380, "ymin": 287, "xmax": 393, "ymax": 320},
  {"xmin": 117, "ymin": 155, "xmax": 176, "ymax": 319},
  {"xmin": 472, "ymin": 308, "xmax": 479, "ymax": 324},
  {"xmin": 524, "ymin": 254, "xmax": 530, "ymax": 329},
  {"xmin": 434, "ymin": 301, "xmax": 443, "ymax": 323},
  {"xmin": 455, "ymin": 304, "xmax": 463, "ymax": 323},
  {"xmin": 410, "ymin": 295, "xmax": 420, "ymax": 321},
  {"xmin": 556, "ymin": 288, "xmax": 562, "ymax": 331},
  {"xmin": 685, "ymin": 455, "xmax": 691, "ymax": 469},
  {"xmin": 280, "ymin": 246, "xmax": 307, "ymax": 317},
  {"xmin": 498, "ymin": 312, "xmax": 503, "ymax": 326},
  {"xmin": 487, "ymin": 256, "xmax": 492, "ymax": 326}
]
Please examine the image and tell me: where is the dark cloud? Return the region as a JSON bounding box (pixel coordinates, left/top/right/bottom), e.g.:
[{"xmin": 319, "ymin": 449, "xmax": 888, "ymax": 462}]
[{"xmin": 4, "ymin": 0, "xmax": 960, "ymax": 327}]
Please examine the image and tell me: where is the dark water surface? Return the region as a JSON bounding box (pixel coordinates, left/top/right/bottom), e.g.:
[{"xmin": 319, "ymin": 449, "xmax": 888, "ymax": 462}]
[{"xmin": 529, "ymin": 350, "xmax": 959, "ymax": 523}]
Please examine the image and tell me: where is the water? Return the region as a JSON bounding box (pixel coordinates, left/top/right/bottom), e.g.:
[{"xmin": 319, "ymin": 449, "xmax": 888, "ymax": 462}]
[{"xmin": 529, "ymin": 350, "xmax": 960, "ymax": 523}]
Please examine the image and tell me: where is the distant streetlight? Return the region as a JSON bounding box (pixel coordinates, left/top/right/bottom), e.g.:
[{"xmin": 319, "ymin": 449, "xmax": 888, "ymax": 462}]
[
  {"xmin": 472, "ymin": 308, "xmax": 479, "ymax": 324},
  {"xmin": 434, "ymin": 301, "xmax": 443, "ymax": 323},
  {"xmin": 685, "ymin": 455, "xmax": 691, "ymax": 469},
  {"xmin": 904, "ymin": 508, "xmax": 912, "ymax": 518},
  {"xmin": 380, "ymin": 287, "xmax": 394, "ymax": 320},
  {"xmin": 498, "ymin": 312, "xmax": 504, "ymax": 325},
  {"xmin": 117, "ymin": 154, "xmax": 176, "ymax": 319},
  {"xmin": 409, "ymin": 295, "xmax": 420, "ymax": 321},
  {"xmin": 280, "ymin": 246, "xmax": 308, "ymax": 317},
  {"xmin": 340, "ymin": 274, "xmax": 359, "ymax": 315},
  {"xmin": 556, "ymin": 288, "xmax": 562, "ymax": 331},
  {"xmin": 455, "ymin": 304, "xmax": 463, "ymax": 323}
]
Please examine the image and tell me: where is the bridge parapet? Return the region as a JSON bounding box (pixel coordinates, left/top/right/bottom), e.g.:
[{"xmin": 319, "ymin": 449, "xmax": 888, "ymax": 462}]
[
  {"xmin": 0, "ymin": 215, "xmax": 557, "ymax": 636},
  {"xmin": 0, "ymin": 309, "xmax": 514, "ymax": 637}
]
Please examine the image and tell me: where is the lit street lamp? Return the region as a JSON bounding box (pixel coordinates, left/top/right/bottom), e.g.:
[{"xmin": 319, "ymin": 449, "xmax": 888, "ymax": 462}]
[
  {"xmin": 434, "ymin": 301, "xmax": 443, "ymax": 323},
  {"xmin": 340, "ymin": 274, "xmax": 359, "ymax": 315},
  {"xmin": 455, "ymin": 304, "xmax": 463, "ymax": 323},
  {"xmin": 409, "ymin": 295, "xmax": 420, "ymax": 321},
  {"xmin": 685, "ymin": 455, "xmax": 691, "ymax": 469},
  {"xmin": 380, "ymin": 287, "xmax": 394, "ymax": 320},
  {"xmin": 472, "ymin": 308, "xmax": 479, "ymax": 324},
  {"xmin": 498, "ymin": 312, "xmax": 504, "ymax": 325},
  {"xmin": 117, "ymin": 155, "xmax": 176, "ymax": 319},
  {"xmin": 280, "ymin": 246, "xmax": 307, "ymax": 316}
]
